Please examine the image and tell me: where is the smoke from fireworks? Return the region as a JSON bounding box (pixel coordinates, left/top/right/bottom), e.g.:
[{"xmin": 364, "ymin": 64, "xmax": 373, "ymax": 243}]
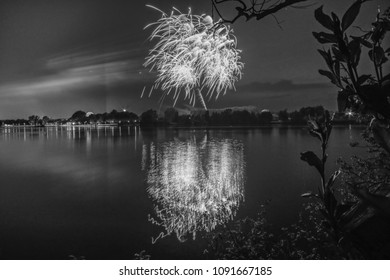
[{"xmin": 144, "ymin": 6, "xmax": 244, "ymax": 109}]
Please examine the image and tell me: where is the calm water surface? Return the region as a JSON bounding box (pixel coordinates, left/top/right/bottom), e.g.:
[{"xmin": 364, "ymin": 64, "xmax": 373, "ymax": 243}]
[{"xmin": 0, "ymin": 126, "xmax": 365, "ymax": 259}]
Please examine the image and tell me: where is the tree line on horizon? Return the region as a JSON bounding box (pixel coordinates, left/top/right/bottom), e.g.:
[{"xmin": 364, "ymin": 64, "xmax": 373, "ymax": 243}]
[
  {"xmin": 0, "ymin": 105, "xmax": 359, "ymax": 127},
  {"xmin": 142, "ymin": 105, "xmax": 358, "ymax": 126},
  {"xmin": 0, "ymin": 109, "xmax": 138, "ymax": 126}
]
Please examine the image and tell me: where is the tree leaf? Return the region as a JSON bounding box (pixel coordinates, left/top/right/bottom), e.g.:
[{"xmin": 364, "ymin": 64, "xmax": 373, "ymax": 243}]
[
  {"xmin": 331, "ymin": 12, "xmax": 340, "ymax": 24},
  {"xmin": 309, "ymin": 130, "xmax": 323, "ymax": 142},
  {"xmin": 307, "ymin": 119, "xmax": 323, "ymax": 141},
  {"xmin": 370, "ymin": 21, "xmax": 388, "ymax": 43},
  {"xmin": 351, "ymin": 35, "xmax": 373, "ymax": 48},
  {"xmin": 382, "ymin": 73, "xmax": 390, "ymax": 82},
  {"xmin": 374, "ymin": 46, "xmax": 385, "ymax": 64},
  {"xmin": 341, "ymin": 0, "xmax": 363, "ymax": 31},
  {"xmin": 348, "ymin": 38, "xmax": 361, "ymax": 67},
  {"xmin": 357, "ymin": 74, "xmax": 372, "ymax": 85},
  {"xmin": 372, "ymin": 124, "xmax": 390, "ymax": 154},
  {"xmin": 319, "ymin": 69, "xmax": 339, "ymax": 86},
  {"xmin": 327, "ymin": 170, "xmax": 341, "ymax": 189},
  {"xmin": 369, "ymin": 46, "xmax": 386, "ymax": 65},
  {"xmin": 324, "ymin": 189, "xmax": 338, "ymax": 214},
  {"xmin": 355, "ymin": 188, "xmax": 390, "ymax": 217},
  {"xmin": 333, "ymin": 59, "xmax": 340, "ymax": 80},
  {"xmin": 318, "ymin": 49, "xmax": 333, "ymax": 70},
  {"xmin": 339, "ymin": 201, "xmax": 375, "ymax": 231},
  {"xmin": 334, "ymin": 203, "xmax": 353, "ymax": 220},
  {"xmin": 301, "ymin": 192, "xmax": 318, "ymax": 198},
  {"xmin": 331, "ymin": 12, "xmax": 341, "ymax": 31},
  {"xmin": 368, "ymin": 49, "xmax": 373, "ymax": 61},
  {"xmin": 314, "ymin": 6, "xmax": 334, "ymax": 31},
  {"xmin": 313, "ymin": 32, "xmax": 337, "ymax": 44},
  {"xmin": 307, "ymin": 119, "xmax": 319, "ymax": 131},
  {"xmin": 332, "ymin": 46, "xmax": 346, "ymax": 62},
  {"xmin": 337, "ymin": 89, "xmax": 351, "ymax": 112},
  {"xmin": 300, "ymin": 151, "xmax": 323, "ymax": 175},
  {"xmin": 319, "ymin": 208, "xmax": 330, "ymax": 220},
  {"xmin": 318, "ymin": 69, "xmax": 333, "ymax": 79}
]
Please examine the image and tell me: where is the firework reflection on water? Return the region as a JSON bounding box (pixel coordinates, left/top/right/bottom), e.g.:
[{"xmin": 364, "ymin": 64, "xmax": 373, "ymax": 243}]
[{"xmin": 142, "ymin": 134, "xmax": 245, "ymax": 243}]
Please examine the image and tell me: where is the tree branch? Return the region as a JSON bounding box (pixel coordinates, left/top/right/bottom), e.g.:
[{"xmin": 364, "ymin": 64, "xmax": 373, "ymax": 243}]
[{"xmin": 212, "ymin": 0, "xmax": 309, "ymax": 24}]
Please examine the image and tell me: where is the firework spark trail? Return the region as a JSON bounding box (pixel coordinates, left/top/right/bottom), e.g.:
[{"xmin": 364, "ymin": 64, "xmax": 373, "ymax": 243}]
[{"xmin": 144, "ymin": 6, "xmax": 244, "ymax": 109}]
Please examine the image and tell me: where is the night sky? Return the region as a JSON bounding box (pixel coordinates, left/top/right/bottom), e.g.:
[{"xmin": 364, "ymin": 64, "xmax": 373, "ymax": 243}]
[{"xmin": 0, "ymin": 0, "xmax": 387, "ymax": 119}]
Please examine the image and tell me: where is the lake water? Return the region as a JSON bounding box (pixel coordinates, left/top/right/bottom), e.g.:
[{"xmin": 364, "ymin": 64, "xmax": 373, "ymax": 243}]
[{"xmin": 0, "ymin": 126, "xmax": 366, "ymax": 259}]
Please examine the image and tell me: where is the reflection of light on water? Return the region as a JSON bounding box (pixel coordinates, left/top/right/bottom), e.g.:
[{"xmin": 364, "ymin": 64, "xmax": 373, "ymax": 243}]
[{"xmin": 142, "ymin": 135, "xmax": 245, "ymax": 243}]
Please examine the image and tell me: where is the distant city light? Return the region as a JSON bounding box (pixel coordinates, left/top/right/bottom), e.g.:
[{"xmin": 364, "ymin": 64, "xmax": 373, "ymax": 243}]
[{"xmin": 144, "ymin": 6, "xmax": 244, "ymax": 109}]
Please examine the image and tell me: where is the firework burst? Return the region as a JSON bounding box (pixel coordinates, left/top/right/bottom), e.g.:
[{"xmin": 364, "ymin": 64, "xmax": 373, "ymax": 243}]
[{"xmin": 144, "ymin": 6, "xmax": 244, "ymax": 109}]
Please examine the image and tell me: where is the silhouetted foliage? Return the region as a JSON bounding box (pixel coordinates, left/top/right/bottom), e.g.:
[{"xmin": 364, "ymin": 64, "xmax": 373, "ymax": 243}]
[
  {"xmin": 164, "ymin": 108, "xmax": 179, "ymax": 124},
  {"xmin": 41, "ymin": 116, "xmax": 50, "ymax": 125},
  {"xmin": 207, "ymin": 203, "xmax": 354, "ymax": 259},
  {"xmin": 106, "ymin": 110, "xmax": 138, "ymax": 123},
  {"xmin": 298, "ymin": 1, "xmax": 390, "ymax": 259},
  {"xmin": 281, "ymin": 106, "xmax": 335, "ymax": 124},
  {"xmin": 140, "ymin": 109, "xmax": 158, "ymax": 126},
  {"xmin": 211, "ymin": 0, "xmax": 309, "ymax": 24},
  {"xmin": 28, "ymin": 115, "xmax": 41, "ymax": 126},
  {"xmin": 70, "ymin": 110, "xmax": 87, "ymax": 123},
  {"xmin": 258, "ymin": 111, "xmax": 273, "ymax": 124},
  {"xmin": 313, "ymin": 2, "xmax": 390, "ymax": 122},
  {"xmin": 207, "ymin": 0, "xmax": 389, "ymax": 260},
  {"xmin": 278, "ymin": 109, "xmax": 289, "ymax": 122},
  {"xmin": 66, "ymin": 109, "xmax": 138, "ymax": 125}
]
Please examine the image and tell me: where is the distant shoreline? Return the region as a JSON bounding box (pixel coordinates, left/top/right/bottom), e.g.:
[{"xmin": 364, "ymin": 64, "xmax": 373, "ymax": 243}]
[
  {"xmin": 0, "ymin": 123, "xmax": 365, "ymax": 130},
  {"xmin": 0, "ymin": 123, "xmax": 127, "ymax": 128},
  {"xmin": 146, "ymin": 124, "xmax": 366, "ymax": 129}
]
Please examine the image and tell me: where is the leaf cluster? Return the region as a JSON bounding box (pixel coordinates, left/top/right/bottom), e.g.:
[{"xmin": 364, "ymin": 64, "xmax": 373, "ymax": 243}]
[
  {"xmin": 336, "ymin": 129, "xmax": 390, "ymax": 258},
  {"xmin": 300, "ymin": 111, "xmax": 348, "ymax": 241},
  {"xmin": 206, "ymin": 203, "xmax": 355, "ymax": 259},
  {"xmin": 313, "ymin": 1, "xmax": 390, "ymax": 121}
]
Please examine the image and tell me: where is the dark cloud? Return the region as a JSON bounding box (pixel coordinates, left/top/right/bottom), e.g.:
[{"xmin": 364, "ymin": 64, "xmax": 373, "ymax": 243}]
[
  {"xmin": 200, "ymin": 80, "xmax": 338, "ymax": 112},
  {"xmin": 237, "ymin": 80, "xmax": 332, "ymax": 93}
]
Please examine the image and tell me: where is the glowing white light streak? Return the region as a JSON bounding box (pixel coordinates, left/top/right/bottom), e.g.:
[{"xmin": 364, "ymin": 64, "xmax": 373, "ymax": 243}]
[
  {"xmin": 144, "ymin": 6, "xmax": 244, "ymax": 108},
  {"xmin": 142, "ymin": 135, "xmax": 245, "ymax": 243}
]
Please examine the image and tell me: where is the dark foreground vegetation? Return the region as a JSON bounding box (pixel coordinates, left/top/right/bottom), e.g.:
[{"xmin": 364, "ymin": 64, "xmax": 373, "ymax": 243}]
[{"xmin": 204, "ymin": 0, "xmax": 390, "ymax": 260}]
